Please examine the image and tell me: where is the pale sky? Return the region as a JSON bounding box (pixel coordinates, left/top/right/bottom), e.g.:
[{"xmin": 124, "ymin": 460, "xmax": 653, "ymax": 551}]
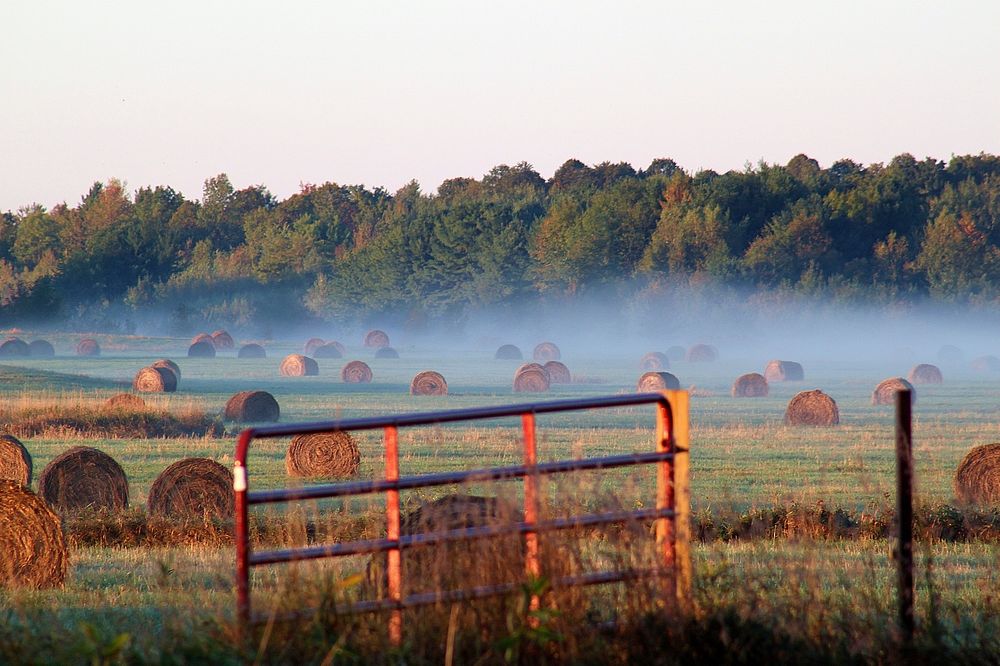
[{"xmin": 1, "ymin": 0, "xmax": 998, "ymax": 211}]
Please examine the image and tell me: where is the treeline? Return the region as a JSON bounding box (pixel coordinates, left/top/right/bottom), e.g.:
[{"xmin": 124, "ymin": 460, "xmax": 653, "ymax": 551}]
[{"xmin": 3, "ymin": 152, "xmax": 1000, "ymax": 331}]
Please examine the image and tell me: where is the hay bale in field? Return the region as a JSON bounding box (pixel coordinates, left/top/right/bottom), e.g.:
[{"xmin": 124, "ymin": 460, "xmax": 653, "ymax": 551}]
[
  {"xmin": 0, "ymin": 435, "xmax": 32, "ymax": 486},
  {"xmin": 147, "ymin": 458, "xmax": 234, "ymax": 519},
  {"xmin": 27, "ymin": 340, "xmax": 54, "ymax": 357},
  {"xmin": 640, "ymin": 352, "xmax": 669, "ymax": 371},
  {"xmin": 210, "ymin": 330, "xmax": 234, "ymax": 349},
  {"xmin": 190, "ymin": 333, "xmax": 213, "ymax": 346},
  {"xmin": 0, "ymin": 337, "xmax": 29, "ymax": 357},
  {"xmin": 286, "ymin": 431, "xmax": 360, "ymax": 478},
  {"xmin": 76, "ymin": 338, "xmax": 100, "ymax": 357},
  {"xmin": 304, "ymin": 338, "xmax": 325, "ymax": 355},
  {"xmin": 187, "ymin": 340, "xmax": 216, "ymax": 358},
  {"xmin": 224, "ymin": 390, "xmax": 280, "ymax": 422},
  {"xmin": 495, "ymin": 344, "xmax": 523, "ymax": 360},
  {"xmin": 410, "ymin": 370, "xmax": 448, "ymax": 396},
  {"xmin": 872, "ymin": 377, "xmax": 915, "ymax": 406},
  {"xmin": 237, "ymin": 343, "xmax": 266, "ymax": 359},
  {"xmin": 103, "ymin": 393, "xmax": 146, "ymax": 411},
  {"xmin": 38, "ymin": 446, "xmax": 129, "ymax": 513},
  {"xmin": 938, "ymin": 345, "xmax": 964, "ymax": 364},
  {"xmin": 364, "ymin": 329, "xmax": 390, "ymax": 348},
  {"xmin": 341, "ymin": 360, "xmax": 373, "ymax": 383},
  {"xmin": 513, "ymin": 363, "xmax": 550, "ymax": 392},
  {"xmin": 280, "ymin": 354, "xmax": 319, "ymax": 377},
  {"xmin": 784, "ymin": 390, "xmax": 839, "ymax": 426},
  {"xmin": 314, "ymin": 343, "xmax": 343, "ymax": 358},
  {"xmin": 666, "ymin": 346, "xmax": 686, "ymax": 363},
  {"xmin": 971, "ymin": 355, "xmax": 1000, "ymax": 373},
  {"xmin": 954, "ymin": 444, "xmax": 1000, "ymax": 505},
  {"xmin": 0, "ymin": 479, "xmax": 67, "ymax": 588},
  {"xmin": 543, "ymin": 360, "xmax": 571, "ymax": 384},
  {"xmin": 907, "ymin": 363, "xmax": 943, "ymax": 385},
  {"xmin": 374, "ymin": 346, "xmax": 399, "ymax": 359},
  {"xmin": 133, "ymin": 366, "xmax": 177, "ymax": 393},
  {"xmin": 637, "ymin": 371, "xmax": 680, "ymax": 391},
  {"xmin": 533, "ymin": 342, "xmax": 561, "ymax": 361},
  {"xmin": 152, "ymin": 358, "xmax": 180, "ymax": 381},
  {"xmin": 732, "ymin": 373, "xmax": 769, "ymax": 398},
  {"xmin": 686, "ymin": 344, "xmax": 718, "ymax": 362},
  {"xmin": 763, "ymin": 360, "xmax": 804, "ymax": 382}
]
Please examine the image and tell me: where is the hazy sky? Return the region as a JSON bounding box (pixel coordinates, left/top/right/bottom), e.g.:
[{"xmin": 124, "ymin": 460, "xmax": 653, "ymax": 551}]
[{"xmin": 2, "ymin": 0, "xmax": 998, "ymax": 211}]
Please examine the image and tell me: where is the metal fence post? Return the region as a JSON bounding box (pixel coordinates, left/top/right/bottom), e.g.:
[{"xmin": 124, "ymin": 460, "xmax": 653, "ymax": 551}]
[
  {"xmin": 521, "ymin": 412, "xmax": 541, "ymax": 616},
  {"xmin": 666, "ymin": 390, "xmax": 692, "ymax": 610},
  {"xmin": 385, "ymin": 426, "xmax": 403, "ymax": 646},
  {"xmin": 655, "ymin": 394, "xmax": 676, "ymax": 606},
  {"xmin": 895, "ymin": 389, "xmax": 914, "ymax": 644}
]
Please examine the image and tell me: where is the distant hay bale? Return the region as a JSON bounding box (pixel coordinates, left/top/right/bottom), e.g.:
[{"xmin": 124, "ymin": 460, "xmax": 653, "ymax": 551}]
[
  {"xmin": 0, "ymin": 337, "xmax": 29, "ymax": 357},
  {"xmin": 732, "ymin": 373, "xmax": 769, "ymax": 398},
  {"xmin": 686, "ymin": 344, "xmax": 718, "ymax": 362},
  {"xmin": 533, "ymin": 342, "xmax": 561, "ymax": 361},
  {"xmin": 513, "ymin": 363, "xmax": 550, "ymax": 392},
  {"xmin": 190, "ymin": 333, "xmax": 214, "ymax": 346},
  {"xmin": 763, "ymin": 360, "xmax": 804, "ymax": 382},
  {"xmin": 637, "ymin": 371, "xmax": 680, "ymax": 392},
  {"xmin": 938, "ymin": 345, "xmax": 964, "ymax": 364},
  {"xmin": 76, "ymin": 338, "xmax": 100, "ymax": 357},
  {"xmin": 364, "ymin": 329, "xmax": 390, "ymax": 348},
  {"xmin": 954, "ymin": 444, "xmax": 1000, "ymax": 505},
  {"xmin": 0, "ymin": 479, "xmax": 67, "ymax": 588},
  {"xmin": 210, "ymin": 330, "xmax": 235, "ymax": 349},
  {"xmin": 187, "ymin": 340, "xmax": 216, "ymax": 358},
  {"xmin": 543, "ymin": 360, "xmax": 571, "ymax": 383},
  {"xmin": 784, "ymin": 390, "xmax": 839, "ymax": 426},
  {"xmin": 237, "ymin": 343, "xmax": 267, "ymax": 359},
  {"xmin": 872, "ymin": 377, "xmax": 915, "ymax": 406},
  {"xmin": 147, "ymin": 458, "xmax": 234, "ymax": 519},
  {"xmin": 374, "ymin": 346, "xmax": 399, "ymax": 359},
  {"xmin": 152, "ymin": 358, "xmax": 180, "ymax": 381},
  {"xmin": 665, "ymin": 346, "xmax": 686, "ymax": 363},
  {"xmin": 285, "ymin": 432, "xmax": 360, "ymax": 478},
  {"xmin": 341, "ymin": 360, "xmax": 373, "ymax": 383},
  {"xmin": 224, "ymin": 390, "xmax": 280, "ymax": 422},
  {"xmin": 38, "ymin": 446, "xmax": 129, "ymax": 513},
  {"xmin": 410, "ymin": 370, "xmax": 448, "ymax": 396},
  {"xmin": 971, "ymin": 355, "xmax": 1000, "ymax": 373},
  {"xmin": 0, "ymin": 435, "xmax": 32, "ymax": 486},
  {"xmin": 494, "ymin": 344, "xmax": 523, "ymax": 360},
  {"xmin": 313, "ymin": 343, "xmax": 343, "ymax": 359},
  {"xmin": 907, "ymin": 363, "xmax": 943, "ymax": 385},
  {"xmin": 103, "ymin": 393, "xmax": 146, "ymax": 411},
  {"xmin": 280, "ymin": 354, "xmax": 319, "ymax": 377},
  {"xmin": 640, "ymin": 352, "xmax": 669, "ymax": 371},
  {"xmin": 133, "ymin": 366, "xmax": 177, "ymax": 393},
  {"xmin": 304, "ymin": 338, "xmax": 326, "ymax": 355},
  {"xmin": 27, "ymin": 340, "xmax": 55, "ymax": 357}
]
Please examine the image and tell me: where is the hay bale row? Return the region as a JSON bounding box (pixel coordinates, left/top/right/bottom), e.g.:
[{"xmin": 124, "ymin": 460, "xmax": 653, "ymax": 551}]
[
  {"xmin": 28, "ymin": 340, "xmax": 55, "ymax": 357},
  {"xmin": 211, "ymin": 330, "xmax": 234, "ymax": 349},
  {"xmin": 188, "ymin": 339, "xmax": 216, "ymax": 358},
  {"xmin": 0, "ymin": 435, "xmax": 31, "ymax": 486},
  {"xmin": 342, "ymin": 360, "xmax": 373, "ymax": 383},
  {"xmin": 410, "ymin": 371, "xmax": 448, "ymax": 396},
  {"xmin": 224, "ymin": 390, "xmax": 280, "ymax": 422},
  {"xmin": 764, "ymin": 360, "xmax": 804, "ymax": 382},
  {"xmin": 513, "ymin": 363, "xmax": 550, "ymax": 392},
  {"xmin": 784, "ymin": 390, "xmax": 839, "ymax": 426},
  {"xmin": 38, "ymin": 446, "xmax": 129, "ymax": 513},
  {"xmin": 364, "ymin": 329, "xmax": 390, "ymax": 349},
  {"xmin": 544, "ymin": 360, "xmax": 571, "ymax": 384},
  {"xmin": 281, "ymin": 354, "xmax": 319, "ymax": 377},
  {"xmin": 0, "ymin": 337, "xmax": 29, "ymax": 357},
  {"xmin": 375, "ymin": 346, "xmax": 399, "ymax": 359},
  {"xmin": 908, "ymin": 363, "xmax": 942, "ymax": 385},
  {"xmin": 637, "ymin": 371, "xmax": 680, "ymax": 392},
  {"xmin": 872, "ymin": 378, "xmax": 915, "ymax": 406},
  {"xmin": 0, "ymin": 479, "xmax": 67, "ymax": 588},
  {"xmin": 133, "ymin": 366, "xmax": 177, "ymax": 393},
  {"xmin": 640, "ymin": 352, "xmax": 669, "ymax": 371},
  {"xmin": 238, "ymin": 343, "xmax": 267, "ymax": 359},
  {"xmin": 76, "ymin": 338, "xmax": 100, "ymax": 356},
  {"xmin": 686, "ymin": 344, "xmax": 717, "ymax": 363},
  {"xmin": 495, "ymin": 344, "xmax": 522, "ymax": 360},
  {"xmin": 732, "ymin": 373, "xmax": 768, "ymax": 398},
  {"xmin": 147, "ymin": 458, "xmax": 234, "ymax": 519},
  {"xmin": 286, "ymin": 432, "xmax": 360, "ymax": 478},
  {"xmin": 304, "ymin": 337, "xmax": 326, "ymax": 355},
  {"xmin": 954, "ymin": 444, "xmax": 1000, "ymax": 505},
  {"xmin": 152, "ymin": 358, "xmax": 181, "ymax": 381},
  {"xmin": 533, "ymin": 342, "xmax": 560, "ymax": 361}
]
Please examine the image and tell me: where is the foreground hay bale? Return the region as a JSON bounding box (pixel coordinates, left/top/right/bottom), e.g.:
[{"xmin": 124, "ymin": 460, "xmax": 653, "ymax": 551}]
[
  {"xmin": 640, "ymin": 352, "xmax": 669, "ymax": 371},
  {"xmin": 533, "ymin": 342, "xmax": 561, "ymax": 361},
  {"xmin": 954, "ymin": 444, "xmax": 1000, "ymax": 505},
  {"xmin": 938, "ymin": 345, "xmax": 964, "ymax": 364},
  {"xmin": 103, "ymin": 393, "xmax": 146, "ymax": 411},
  {"xmin": 147, "ymin": 458, "xmax": 234, "ymax": 519},
  {"xmin": 152, "ymin": 358, "xmax": 181, "ymax": 381},
  {"xmin": 341, "ymin": 360, "xmax": 373, "ymax": 383},
  {"xmin": 908, "ymin": 363, "xmax": 943, "ymax": 385},
  {"xmin": 514, "ymin": 363, "xmax": 550, "ymax": 392},
  {"xmin": 374, "ymin": 346, "xmax": 399, "ymax": 359},
  {"xmin": 872, "ymin": 377, "xmax": 915, "ymax": 406},
  {"xmin": 210, "ymin": 330, "xmax": 235, "ymax": 349},
  {"xmin": 27, "ymin": 340, "xmax": 55, "ymax": 357},
  {"xmin": 224, "ymin": 390, "xmax": 280, "ymax": 422},
  {"xmin": 237, "ymin": 343, "xmax": 267, "ymax": 359},
  {"xmin": 732, "ymin": 373, "xmax": 769, "ymax": 398},
  {"xmin": 38, "ymin": 446, "xmax": 129, "ymax": 513},
  {"xmin": 495, "ymin": 344, "xmax": 522, "ymax": 360},
  {"xmin": 0, "ymin": 337, "xmax": 29, "ymax": 357},
  {"xmin": 364, "ymin": 329, "xmax": 390, "ymax": 348},
  {"xmin": 76, "ymin": 338, "xmax": 100, "ymax": 356},
  {"xmin": 0, "ymin": 479, "xmax": 68, "ymax": 588},
  {"xmin": 686, "ymin": 344, "xmax": 718, "ymax": 362},
  {"xmin": 133, "ymin": 366, "xmax": 177, "ymax": 393},
  {"xmin": 280, "ymin": 354, "xmax": 319, "ymax": 377},
  {"xmin": 0, "ymin": 435, "xmax": 31, "ymax": 486},
  {"xmin": 304, "ymin": 338, "xmax": 326, "ymax": 355},
  {"xmin": 314, "ymin": 343, "xmax": 343, "ymax": 358},
  {"xmin": 544, "ymin": 360, "xmax": 571, "ymax": 384},
  {"xmin": 410, "ymin": 371, "xmax": 448, "ymax": 396},
  {"xmin": 637, "ymin": 371, "xmax": 680, "ymax": 391},
  {"xmin": 187, "ymin": 340, "xmax": 216, "ymax": 358},
  {"xmin": 286, "ymin": 432, "xmax": 360, "ymax": 478},
  {"xmin": 764, "ymin": 360, "xmax": 804, "ymax": 382},
  {"xmin": 785, "ymin": 390, "xmax": 839, "ymax": 426},
  {"xmin": 971, "ymin": 355, "xmax": 1000, "ymax": 373}
]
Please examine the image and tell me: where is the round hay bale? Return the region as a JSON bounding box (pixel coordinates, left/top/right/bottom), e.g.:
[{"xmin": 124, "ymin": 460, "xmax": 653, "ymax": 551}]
[
  {"xmin": 364, "ymin": 329, "xmax": 390, "ymax": 348},
  {"xmin": 410, "ymin": 370, "xmax": 448, "ymax": 396},
  {"xmin": 190, "ymin": 333, "xmax": 214, "ymax": 346},
  {"xmin": 763, "ymin": 360, "xmax": 804, "ymax": 382},
  {"xmin": 871, "ymin": 377, "xmax": 915, "ymax": 405},
  {"xmin": 187, "ymin": 340, "xmax": 216, "ymax": 358},
  {"xmin": 341, "ymin": 360, "xmax": 373, "ymax": 383},
  {"xmin": 0, "ymin": 337, "xmax": 29, "ymax": 357},
  {"xmin": 637, "ymin": 371, "xmax": 680, "ymax": 391},
  {"xmin": 210, "ymin": 330, "xmax": 234, "ymax": 349},
  {"xmin": 971, "ymin": 355, "xmax": 1000, "ymax": 373},
  {"xmin": 513, "ymin": 363, "xmax": 550, "ymax": 392},
  {"xmin": 237, "ymin": 343, "xmax": 267, "ymax": 359},
  {"xmin": 640, "ymin": 352, "xmax": 669, "ymax": 371},
  {"xmin": 76, "ymin": 338, "xmax": 100, "ymax": 356},
  {"xmin": 286, "ymin": 431, "xmax": 360, "ymax": 478},
  {"xmin": 533, "ymin": 342, "xmax": 561, "ymax": 361},
  {"xmin": 38, "ymin": 446, "xmax": 129, "ymax": 513},
  {"xmin": 543, "ymin": 360, "xmax": 571, "ymax": 384},
  {"xmin": 907, "ymin": 363, "xmax": 943, "ymax": 385},
  {"xmin": 732, "ymin": 373, "xmax": 769, "ymax": 398},
  {"xmin": 103, "ymin": 393, "xmax": 146, "ymax": 411},
  {"xmin": 313, "ymin": 343, "xmax": 343, "ymax": 359},
  {"xmin": 938, "ymin": 345, "xmax": 964, "ymax": 364},
  {"xmin": 151, "ymin": 358, "xmax": 180, "ymax": 381},
  {"xmin": 0, "ymin": 479, "xmax": 67, "ymax": 588},
  {"xmin": 954, "ymin": 444, "xmax": 1000, "ymax": 505},
  {"xmin": 374, "ymin": 346, "xmax": 399, "ymax": 359},
  {"xmin": 147, "ymin": 458, "xmax": 234, "ymax": 519},
  {"xmin": 784, "ymin": 390, "xmax": 839, "ymax": 426},
  {"xmin": 665, "ymin": 346, "xmax": 686, "ymax": 363},
  {"xmin": 133, "ymin": 366, "xmax": 177, "ymax": 393},
  {"xmin": 304, "ymin": 338, "xmax": 325, "ymax": 355},
  {"xmin": 495, "ymin": 344, "xmax": 523, "ymax": 360},
  {"xmin": 280, "ymin": 354, "xmax": 319, "ymax": 377},
  {"xmin": 224, "ymin": 390, "xmax": 280, "ymax": 422},
  {"xmin": 0, "ymin": 435, "xmax": 32, "ymax": 486},
  {"xmin": 686, "ymin": 344, "xmax": 718, "ymax": 362},
  {"xmin": 27, "ymin": 340, "xmax": 55, "ymax": 357}
]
